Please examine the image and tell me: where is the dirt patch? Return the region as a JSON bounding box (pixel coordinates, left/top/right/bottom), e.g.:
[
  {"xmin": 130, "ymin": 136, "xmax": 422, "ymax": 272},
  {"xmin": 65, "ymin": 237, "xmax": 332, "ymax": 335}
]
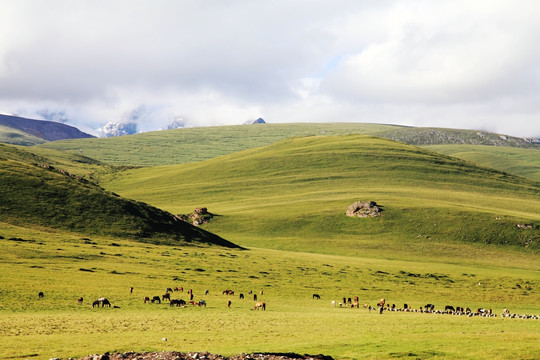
[{"xmin": 69, "ymin": 351, "xmax": 334, "ymax": 360}]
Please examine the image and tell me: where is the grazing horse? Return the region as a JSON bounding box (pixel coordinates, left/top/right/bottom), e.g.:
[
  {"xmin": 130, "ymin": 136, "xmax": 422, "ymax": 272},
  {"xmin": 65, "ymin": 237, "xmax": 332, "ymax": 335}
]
[
  {"xmin": 143, "ymin": 296, "xmax": 150, "ymax": 303},
  {"xmin": 162, "ymin": 293, "xmax": 171, "ymax": 302},
  {"xmin": 170, "ymin": 299, "xmax": 186, "ymax": 307},
  {"xmin": 166, "ymin": 288, "xmax": 173, "ymax": 293},
  {"xmin": 227, "ymin": 300, "xmax": 232, "ymax": 308},
  {"xmin": 92, "ymin": 300, "xmax": 101, "ymax": 308},
  {"xmin": 38, "ymin": 292, "xmax": 44, "ymax": 298},
  {"xmin": 77, "ymin": 297, "xmax": 83, "ymax": 305},
  {"xmin": 101, "ymin": 298, "xmax": 111, "ymax": 307},
  {"xmin": 129, "ymin": 287, "xmax": 134, "ymax": 294},
  {"xmin": 151, "ymin": 296, "xmax": 161, "ymax": 304},
  {"xmin": 445, "ymin": 305, "xmax": 455, "ymax": 312},
  {"xmin": 253, "ymin": 302, "xmax": 266, "ymax": 310},
  {"xmin": 222, "ymin": 290, "xmax": 234, "ymax": 295},
  {"xmin": 313, "ymin": 294, "xmax": 321, "ymax": 300},
  {"xmin": 239, "ymin": 293, "xmax": 244, "ymax": 299}
]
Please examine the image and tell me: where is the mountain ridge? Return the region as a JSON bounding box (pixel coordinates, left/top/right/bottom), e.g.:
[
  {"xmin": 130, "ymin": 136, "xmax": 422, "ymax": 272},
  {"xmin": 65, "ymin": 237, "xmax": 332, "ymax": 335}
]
[{"xmin": 0, "ymin": 114, "xmax": 95, "ymax": 142}]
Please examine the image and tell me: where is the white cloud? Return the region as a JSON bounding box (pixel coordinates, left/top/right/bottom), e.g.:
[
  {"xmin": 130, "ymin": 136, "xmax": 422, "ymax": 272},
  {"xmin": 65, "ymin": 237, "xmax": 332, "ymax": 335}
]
[{"xmin": 0, "ymin": 0, "xmax": 539, "ymax": 137}]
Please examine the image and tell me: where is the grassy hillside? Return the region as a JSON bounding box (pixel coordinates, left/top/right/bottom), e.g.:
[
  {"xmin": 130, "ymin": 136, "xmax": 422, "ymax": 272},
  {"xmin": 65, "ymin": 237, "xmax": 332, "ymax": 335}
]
[
  {"xmin": 37, "ymin": 123, "xmax": 538, "ymax": 168},
  {"xmin": 101, "ymin": 135, "xmax": 540, "ymax": 259},
  {"xmin": 0, "ymin": 125, "xmax": 47, "ymax": 146},
  {"xmin": 35, "ymin": 123, "xmax": 409, "ymax": 166},
  {"xmin": 0, "ymin": 144, "xmax": 237, "ymax": 247},
  {"xmin": 424, "ymin": 145, "xmax": 540, "ymax": 182}
]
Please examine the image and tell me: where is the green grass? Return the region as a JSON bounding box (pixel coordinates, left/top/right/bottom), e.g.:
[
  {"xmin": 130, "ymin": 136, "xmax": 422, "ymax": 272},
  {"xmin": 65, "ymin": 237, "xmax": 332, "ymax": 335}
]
[
  {"xmin": 424, "ymin": 145, "xmax": 540, "ymax": 182},
  {"xmin": 3, "ymin": 130, "xmax": 540, "ymax": 359},
  {"xmin": 0, "ymin": 144, "xmax": 236, "ymax": 247},
  {"xmin": 35, "ymin": 123, "xmax": 538, "ymax": 168},
  {"xmin": 101, "ymin": 134, "xmax": 540, "ymax": 257},
  {"xmin": 0, "ymin": 224, "xmax": 538, "ymax": 360},
  {"xmin": 0, "ymin": 125, "xmax": 47, "ymax": 146},
  {"xmin": 35, "ymin": 123, "xmax": 408, "ymax": 166}
]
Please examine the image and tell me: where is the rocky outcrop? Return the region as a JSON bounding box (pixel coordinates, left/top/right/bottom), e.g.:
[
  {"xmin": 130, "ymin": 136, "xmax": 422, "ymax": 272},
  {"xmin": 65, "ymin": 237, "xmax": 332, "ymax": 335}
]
[
  {"xmin": 177, "ymin": 207, "xmax": 214, "ymax": 226},
  {"xmin": 346, "ymin": 201, "xmax": 382, "ymax": 218}
]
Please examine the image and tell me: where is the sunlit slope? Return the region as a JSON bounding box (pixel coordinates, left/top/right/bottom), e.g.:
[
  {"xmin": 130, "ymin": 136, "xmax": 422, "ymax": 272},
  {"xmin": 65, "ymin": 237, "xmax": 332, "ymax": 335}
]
[
  {"xmin": 424, "ymin": 145, "xmax": 540, "ymax": 182},
  {"xmin": 36, "ymin": 123, "xmax": 402, "ymax": 166},
  {"xmin": 102, "ymin": 135, "xmax": 540, "ymax": 256},
  {"xmin": 0, "ymin": 144, "xmax": 237, "ymax": 247}
]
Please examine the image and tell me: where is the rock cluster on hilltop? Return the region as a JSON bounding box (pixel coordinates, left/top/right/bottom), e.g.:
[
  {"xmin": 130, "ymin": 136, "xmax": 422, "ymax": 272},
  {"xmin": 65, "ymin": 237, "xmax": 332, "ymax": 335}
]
[
  {"xmin": 69, "ymin": 351, "xmax": 334, "ymax": 360},
  {"xmin": 177, "ymin": 207, "xmax": 214, "ymax": 226},
  {"xmin": 345, "ymin": 201, "xmax": 382, "ymax": 218}
]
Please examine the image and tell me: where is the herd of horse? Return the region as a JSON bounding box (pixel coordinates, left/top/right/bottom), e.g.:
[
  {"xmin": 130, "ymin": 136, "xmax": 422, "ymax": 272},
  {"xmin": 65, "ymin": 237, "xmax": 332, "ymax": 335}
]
[
  {"xmin": 314, "ymin": 294, "xmax": 538, "ymax": 319},
  {"xmin": 38, "ymin": 290, "xmax": 536, "ymax": 319},
  {"xmin": 55, "ymin": 287, "xmax": 267, "ymax": 311}
]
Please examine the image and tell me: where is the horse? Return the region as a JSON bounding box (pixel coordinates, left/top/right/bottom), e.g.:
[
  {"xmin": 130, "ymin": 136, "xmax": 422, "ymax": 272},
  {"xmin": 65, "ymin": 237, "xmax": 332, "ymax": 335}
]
[
  {"xmin": 227, "ymin": 300, "xmax": 232, "ymax": 308},
  {"xmin": 77, "ymin": 297, "xmax": 83, "ymax": 305},
  {"xmin": 143, "ymin": 296, "xmax": 150, "ymax": 303},
  {"xmin": 312, "ymin": 294, "xmax": 321, "ymax": 300},
  {"xmin": 170, "ymin": 299, "xmax": 186, "ymax": 307},
  {"xmin": 151, "ymin": 296, "xmax": 161, "ymax": 304},
  {"xmin": 222, "ymin": 290, "xmax": 234, "ymax": 295},
  {"xmin": 166, "ymin": 288, "xmax": 173, "ymax": 293},
  {"xmin": 38, "ymin": 292, "xmax": 44, "ymax": 298},
  {"xmin": 162, "ymin": 293, "xmax": 171, "ymax": 301},
  {"xmin": 445, "ymin": 305, "xmax": 455, "ymax": 312},
  {"xmin": 101, "ymin": 298, "xmax": 111, "ymax": 307},
  {"xmin": 253, "ymin": 302, "xmax": 266, "ymax": 311},
  {"xmin": 239, "ymin": 293, "xmax": 244, "ymax": 299},
  {"xmin": 92, "ymin": 300, "xmax": 100, "ymax": 308}
]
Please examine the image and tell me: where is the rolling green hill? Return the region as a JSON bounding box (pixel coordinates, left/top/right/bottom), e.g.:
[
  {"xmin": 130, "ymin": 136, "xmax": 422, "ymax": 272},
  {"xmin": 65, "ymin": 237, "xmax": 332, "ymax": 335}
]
[
  {"xmin": 36, "ymin": 123, "xmax": 538, "ymax": 168},
  {"xmin": 0, "ymin": 143, "xmax": 238, "ymax": 248},
  {"xmin": 425, "ymin": 144, "xmax": 540, "ymax": 182},
  {"xmin": 101, "ymin": 134, "xmax": 540, "ymax": 259}
]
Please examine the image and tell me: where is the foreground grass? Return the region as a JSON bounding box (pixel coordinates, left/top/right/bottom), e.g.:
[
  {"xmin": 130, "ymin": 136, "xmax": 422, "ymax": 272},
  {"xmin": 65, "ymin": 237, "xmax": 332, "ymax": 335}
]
[{"xmin": 1, "ymin": 224, "xmax": 538, "ymax": 360}]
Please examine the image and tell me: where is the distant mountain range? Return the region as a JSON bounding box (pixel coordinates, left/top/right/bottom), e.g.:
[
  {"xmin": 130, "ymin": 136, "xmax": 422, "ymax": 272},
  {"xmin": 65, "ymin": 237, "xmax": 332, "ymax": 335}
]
[{"xmin": 0, "ymin": 114, "xmax": 95, "ymax": 142}]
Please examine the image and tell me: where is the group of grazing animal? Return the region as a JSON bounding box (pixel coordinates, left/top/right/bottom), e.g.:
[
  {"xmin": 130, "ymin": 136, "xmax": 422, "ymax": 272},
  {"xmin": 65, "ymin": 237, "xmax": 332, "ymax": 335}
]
[
  {"xmin": 331, "ymin": 295, "xmax": 361, "ymax": 309},
  {"xmin": 355, "ymin": 302, "xmax": 538, "ymax": 320},
  {"xmin": 501, "ymin": 308, "xmax": 540, "ymax": 319},
  {"xmin": 142, "ymin": 287, "xmax": 205, "ymax": 308}
]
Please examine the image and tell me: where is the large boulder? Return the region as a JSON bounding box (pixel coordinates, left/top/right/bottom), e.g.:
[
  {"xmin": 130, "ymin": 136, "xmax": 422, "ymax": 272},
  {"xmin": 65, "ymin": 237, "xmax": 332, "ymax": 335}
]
[{"xmin": 346, "ymin": 201, "xmax": 382, "ymax": 218}]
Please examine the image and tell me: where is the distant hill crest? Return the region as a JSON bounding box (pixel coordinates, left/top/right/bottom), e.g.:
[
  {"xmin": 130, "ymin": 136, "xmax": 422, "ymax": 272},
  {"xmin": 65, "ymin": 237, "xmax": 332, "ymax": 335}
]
[{"xmin": 0, "ymin": 114, "xmax": 94, "ymax": 141}]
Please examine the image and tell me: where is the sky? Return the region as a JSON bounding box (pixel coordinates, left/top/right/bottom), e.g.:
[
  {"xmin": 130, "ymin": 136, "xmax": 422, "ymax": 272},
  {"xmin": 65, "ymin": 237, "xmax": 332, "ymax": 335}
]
[{"xmin": 1, "ymin": 0, "xmax": 539, "ymax": 137}]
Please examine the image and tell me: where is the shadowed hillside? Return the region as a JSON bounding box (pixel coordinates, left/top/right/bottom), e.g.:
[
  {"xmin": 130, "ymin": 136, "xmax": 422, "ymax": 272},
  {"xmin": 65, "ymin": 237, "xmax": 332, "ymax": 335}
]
[
  {"xmin": 0, "ymin": 114, "xmax": 95, "ymax": 142},
  {"xmin": 0, "ymin": 125, "xmax": 47, "ymax": 146},
  {"xmin": 0, "ymin": 144, "xmax": 239, "ymax": 248}
]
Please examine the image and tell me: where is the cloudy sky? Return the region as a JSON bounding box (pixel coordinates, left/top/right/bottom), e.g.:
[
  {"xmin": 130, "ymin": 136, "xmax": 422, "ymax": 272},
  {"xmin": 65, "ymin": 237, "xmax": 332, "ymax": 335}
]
[{"xmin": 1, "ymin": 0, "xmax": 539, "ymax": 137}]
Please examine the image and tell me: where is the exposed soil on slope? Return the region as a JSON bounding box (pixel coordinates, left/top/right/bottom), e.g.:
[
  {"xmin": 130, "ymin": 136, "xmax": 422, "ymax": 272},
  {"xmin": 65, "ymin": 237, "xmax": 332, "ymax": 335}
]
[{"xmin": 71, "ymin": 351, "xmax": 333, "ymax": 360}]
